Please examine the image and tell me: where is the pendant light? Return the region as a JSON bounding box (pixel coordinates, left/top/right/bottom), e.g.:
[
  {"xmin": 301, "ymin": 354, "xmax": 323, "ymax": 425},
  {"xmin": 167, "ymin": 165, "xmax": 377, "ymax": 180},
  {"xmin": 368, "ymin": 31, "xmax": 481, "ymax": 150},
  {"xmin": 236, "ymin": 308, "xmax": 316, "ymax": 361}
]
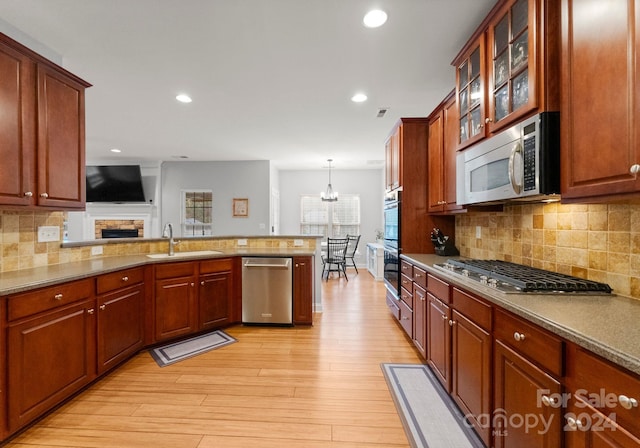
[{"xmin": 321, "ymin": 159, "xmax": 338, "ymax": 202}]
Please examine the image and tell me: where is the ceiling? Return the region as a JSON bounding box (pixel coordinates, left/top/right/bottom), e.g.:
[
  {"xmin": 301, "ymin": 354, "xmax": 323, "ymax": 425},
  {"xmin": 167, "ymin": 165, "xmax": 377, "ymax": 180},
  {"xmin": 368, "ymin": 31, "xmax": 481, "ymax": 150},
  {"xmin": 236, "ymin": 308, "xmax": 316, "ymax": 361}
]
[{"xmin": 0, "ymin": 0, "xmax": 495, "ymax": 170}]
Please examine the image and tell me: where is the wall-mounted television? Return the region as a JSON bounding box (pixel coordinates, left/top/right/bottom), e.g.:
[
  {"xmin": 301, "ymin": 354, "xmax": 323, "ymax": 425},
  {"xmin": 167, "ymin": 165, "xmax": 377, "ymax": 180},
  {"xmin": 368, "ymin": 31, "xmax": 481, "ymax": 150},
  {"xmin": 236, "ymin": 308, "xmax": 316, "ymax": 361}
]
[{"xmin": 86, "ymin": 165, "xmax": 146, "ymax": 203}]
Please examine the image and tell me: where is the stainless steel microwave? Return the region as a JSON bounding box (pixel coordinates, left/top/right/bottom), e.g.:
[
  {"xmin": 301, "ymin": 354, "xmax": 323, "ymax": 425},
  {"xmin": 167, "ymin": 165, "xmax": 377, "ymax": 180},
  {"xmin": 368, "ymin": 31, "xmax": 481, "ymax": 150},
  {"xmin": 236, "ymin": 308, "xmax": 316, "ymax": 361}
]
[{"xmin": 456, "ymin": 112, "xmax": 560, "ymax": 205}]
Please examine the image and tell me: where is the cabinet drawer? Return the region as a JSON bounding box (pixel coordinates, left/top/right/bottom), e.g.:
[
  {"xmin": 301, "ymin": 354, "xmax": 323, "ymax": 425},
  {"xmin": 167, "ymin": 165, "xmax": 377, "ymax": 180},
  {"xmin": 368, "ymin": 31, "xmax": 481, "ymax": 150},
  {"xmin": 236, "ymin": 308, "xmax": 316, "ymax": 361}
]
[
  {"xmin": 400, "ymin": 273, "xmax": 413, "ymax": 294},
  {"xmin": 427, "ymin": 274, "xmax": 450, "ymax": 303},
  {"xmin": 452, "ymin": 287, "xmax": 491, "ymax": 331},
  {"xmin": 386, "ymin": 292, "xmax": 400, "ymax": 320},
  {"xmin": 400, "ymin": 260, "xmax": 413, "ymax": 278},
  {"xmin": 154, "ymin": 261, "xmax": 196, "ymax": 279},
  {"xmin": 398, "ymin": 298, "xmax": 413, "ymax": 337},
  {"xmin": 96, "ymin": 267, "xmax": 144, "ymax": 295},
  {"xmin": 8, "ymin": 278, "xmax": 94, "ymax": 321},
  {"xmin": 494, "ymin": 309, "xmax": 563, "ymax": 377},
  {"xmin": 400, "ymin": 285, "xmax": 413, "ymax": 309},
  {"xmin": 200, "ymin": 257, "xmax": 234, "ymax": 274},
  {"xmin": 566, "ymin": 343, "xmax": 640, "ymax": 437},
  {"xmin": 413, "ymin": 266, "xmax": 427, "ymax": 289}
]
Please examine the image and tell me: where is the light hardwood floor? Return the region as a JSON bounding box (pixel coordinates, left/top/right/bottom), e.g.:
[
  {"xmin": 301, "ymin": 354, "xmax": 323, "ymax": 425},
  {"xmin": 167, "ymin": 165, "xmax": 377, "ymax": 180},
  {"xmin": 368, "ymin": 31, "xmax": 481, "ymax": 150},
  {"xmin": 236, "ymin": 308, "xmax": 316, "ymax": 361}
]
[{"xmin": 7, "ymin": 270, "xmax": 423, "ymax": 447}]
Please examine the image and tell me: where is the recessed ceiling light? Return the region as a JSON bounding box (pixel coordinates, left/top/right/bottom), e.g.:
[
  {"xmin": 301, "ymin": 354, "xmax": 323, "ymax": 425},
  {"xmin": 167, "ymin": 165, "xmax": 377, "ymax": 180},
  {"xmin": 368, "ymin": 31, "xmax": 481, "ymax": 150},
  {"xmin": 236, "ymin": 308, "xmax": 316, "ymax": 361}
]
[
  {"xmin": 351, "ymin": 93, "xmax": 368, "ymax": 103},
  {"xmin": 110, "ymin": 148, "xmax": 121, "ymax": 153},
  {"xmin": 363, "ymin": 10, "xmax": 387, "ymax": 28},
  {"xmin": 176, "ymin": 94, "xmax": 192, "ymax": 103}
]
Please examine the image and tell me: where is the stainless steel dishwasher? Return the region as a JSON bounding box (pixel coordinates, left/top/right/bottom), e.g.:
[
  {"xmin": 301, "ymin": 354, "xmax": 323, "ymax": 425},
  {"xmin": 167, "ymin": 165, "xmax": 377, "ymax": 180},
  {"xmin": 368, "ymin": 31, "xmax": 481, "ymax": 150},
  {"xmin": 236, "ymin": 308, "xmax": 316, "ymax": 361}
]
[{"xmin": 242, "ymin": 257, "xmax": 293, "ymax": 325}]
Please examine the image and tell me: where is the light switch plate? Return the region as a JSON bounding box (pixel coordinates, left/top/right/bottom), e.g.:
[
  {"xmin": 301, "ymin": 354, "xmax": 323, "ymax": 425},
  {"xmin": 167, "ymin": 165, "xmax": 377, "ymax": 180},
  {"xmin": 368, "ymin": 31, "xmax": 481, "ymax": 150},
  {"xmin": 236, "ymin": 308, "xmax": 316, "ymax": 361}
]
[
  {"xmin": 294, "ymin": 239, "xmax": 303, "ymax": 246},
  {"xmin": 37, "ymin": 226, "xmax": 60, "ymax": 242},
  {"xmin": 237, "ymin": 239, "xmax": 248, "ymax": 246},
  {"xmin": 91, "ymin": 246, "xmax": 103, "ymax": 256},
  {"xmin": 476, "ymin": 226, "xmax": 482, "ymax": 239}
]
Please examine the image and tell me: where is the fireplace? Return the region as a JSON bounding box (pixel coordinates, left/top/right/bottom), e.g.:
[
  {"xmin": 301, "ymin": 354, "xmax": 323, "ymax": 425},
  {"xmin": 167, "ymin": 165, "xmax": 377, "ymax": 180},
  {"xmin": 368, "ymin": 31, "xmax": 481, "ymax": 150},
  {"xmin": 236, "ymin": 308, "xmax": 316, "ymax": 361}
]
[
  {"xmin": 101, "ymin": 228, "xmax": 139, "ymax": 238},
  {"xmin": 95, "ymin": 219, "xmax": 145, "ymax": 239}
]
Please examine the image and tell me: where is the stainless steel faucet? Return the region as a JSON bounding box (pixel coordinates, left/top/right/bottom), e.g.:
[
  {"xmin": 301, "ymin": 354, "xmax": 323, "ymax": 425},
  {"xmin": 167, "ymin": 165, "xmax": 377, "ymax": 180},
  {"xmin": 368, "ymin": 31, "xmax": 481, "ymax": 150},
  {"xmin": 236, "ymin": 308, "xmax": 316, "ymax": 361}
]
[{"xmin": 162, "ymin": 223, "xmax": 176, "ymax": 256}]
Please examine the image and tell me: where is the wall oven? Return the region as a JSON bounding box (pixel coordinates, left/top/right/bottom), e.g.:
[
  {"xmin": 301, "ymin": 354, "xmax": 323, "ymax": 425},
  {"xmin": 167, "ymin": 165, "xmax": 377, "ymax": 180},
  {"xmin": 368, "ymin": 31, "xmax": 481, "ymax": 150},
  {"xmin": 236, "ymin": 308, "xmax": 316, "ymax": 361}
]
[{"xmin": 383, "ymin": 191, "xmax": 400, "ymax": 297}]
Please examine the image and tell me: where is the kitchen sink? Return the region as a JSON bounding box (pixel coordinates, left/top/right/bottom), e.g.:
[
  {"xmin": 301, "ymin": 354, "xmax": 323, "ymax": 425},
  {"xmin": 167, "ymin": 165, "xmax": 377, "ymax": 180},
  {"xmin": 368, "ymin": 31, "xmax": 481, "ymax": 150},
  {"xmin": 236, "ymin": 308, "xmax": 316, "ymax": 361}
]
[{"xmin": 146, "ymin": 250, "xmax": 223, "ymax": 259}]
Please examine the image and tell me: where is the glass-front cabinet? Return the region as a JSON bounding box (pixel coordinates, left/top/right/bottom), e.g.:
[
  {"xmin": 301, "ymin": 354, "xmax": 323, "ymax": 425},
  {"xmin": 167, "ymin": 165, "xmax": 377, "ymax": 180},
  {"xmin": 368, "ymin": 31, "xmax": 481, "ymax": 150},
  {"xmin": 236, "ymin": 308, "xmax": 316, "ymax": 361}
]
[{"xmin": 454, "ymin": 0, "xmax": 559, "ymax": 150}]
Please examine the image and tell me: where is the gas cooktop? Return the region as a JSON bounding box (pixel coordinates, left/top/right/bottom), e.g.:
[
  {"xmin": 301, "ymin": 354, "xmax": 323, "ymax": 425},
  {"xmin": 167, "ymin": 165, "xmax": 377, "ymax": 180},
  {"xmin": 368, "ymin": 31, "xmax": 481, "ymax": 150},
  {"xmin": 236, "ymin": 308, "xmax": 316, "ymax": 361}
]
[{"xmin": 433, "ymin": 259, "xmax": 613, "ymax": 294}]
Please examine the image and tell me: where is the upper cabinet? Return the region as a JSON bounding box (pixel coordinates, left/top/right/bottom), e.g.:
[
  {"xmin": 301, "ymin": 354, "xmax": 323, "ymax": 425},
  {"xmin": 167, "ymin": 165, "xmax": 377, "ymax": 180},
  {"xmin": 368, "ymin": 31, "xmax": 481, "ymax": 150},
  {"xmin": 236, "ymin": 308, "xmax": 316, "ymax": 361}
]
[
  {"xmin": 0, "ymin": 33, "xmax": 90, "ymax": 210},
  {"xmin": 560, "ymin": 0, "xmax": 640, "ymax": 201},
  {"xmin": 384, "ymin": 126, "xmax": 401, "ymax": 191},
  {"xmin": 453, "ymin": 0, "xmax": 560, "ymax": 150}
]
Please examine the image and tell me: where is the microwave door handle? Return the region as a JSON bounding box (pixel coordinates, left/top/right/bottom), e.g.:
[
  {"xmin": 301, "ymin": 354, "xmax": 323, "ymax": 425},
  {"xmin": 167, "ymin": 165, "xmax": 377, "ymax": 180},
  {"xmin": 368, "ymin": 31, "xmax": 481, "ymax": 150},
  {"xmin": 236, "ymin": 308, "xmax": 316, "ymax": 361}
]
[{"xmin": 509, "ymin": 142, "xmax": 523, "ymax": 194}]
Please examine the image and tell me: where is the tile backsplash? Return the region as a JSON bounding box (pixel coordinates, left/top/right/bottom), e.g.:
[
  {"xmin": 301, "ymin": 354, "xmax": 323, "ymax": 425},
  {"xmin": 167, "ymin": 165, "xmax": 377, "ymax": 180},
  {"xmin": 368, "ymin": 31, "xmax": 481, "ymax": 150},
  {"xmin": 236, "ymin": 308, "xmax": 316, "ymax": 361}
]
[{"xmin": 455, "ymin": 200, "xmax": 640, "ymax": 300}]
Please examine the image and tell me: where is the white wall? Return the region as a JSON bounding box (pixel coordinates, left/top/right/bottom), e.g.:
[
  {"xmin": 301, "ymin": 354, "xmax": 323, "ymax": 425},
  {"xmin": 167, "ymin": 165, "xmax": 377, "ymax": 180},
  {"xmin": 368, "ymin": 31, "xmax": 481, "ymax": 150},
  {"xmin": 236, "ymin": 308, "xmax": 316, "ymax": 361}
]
[
  {"xmin": 160, "ymin": 161, "xmax": 271, "ymax": 237},
  {"xmin": 279, "ymin": 168, "xmax": 384, "ymax": 266}
]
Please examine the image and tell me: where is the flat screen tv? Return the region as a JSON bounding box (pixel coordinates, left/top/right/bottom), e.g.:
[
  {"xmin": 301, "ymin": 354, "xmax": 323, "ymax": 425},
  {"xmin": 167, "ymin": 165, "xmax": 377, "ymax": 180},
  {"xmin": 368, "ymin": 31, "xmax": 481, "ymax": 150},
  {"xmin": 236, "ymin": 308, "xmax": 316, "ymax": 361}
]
[{"xmin": 86, "ymin": 165, "xmax": 146, "ymax": 203}]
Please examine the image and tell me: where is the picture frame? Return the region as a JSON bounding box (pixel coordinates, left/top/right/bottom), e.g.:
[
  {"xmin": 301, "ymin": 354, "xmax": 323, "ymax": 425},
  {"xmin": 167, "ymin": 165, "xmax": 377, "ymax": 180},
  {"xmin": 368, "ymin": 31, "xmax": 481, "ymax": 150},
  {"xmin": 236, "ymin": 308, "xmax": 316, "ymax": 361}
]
[{"xmin": 232, "ymin": 198, "xmax": 249, "ymax": 217}]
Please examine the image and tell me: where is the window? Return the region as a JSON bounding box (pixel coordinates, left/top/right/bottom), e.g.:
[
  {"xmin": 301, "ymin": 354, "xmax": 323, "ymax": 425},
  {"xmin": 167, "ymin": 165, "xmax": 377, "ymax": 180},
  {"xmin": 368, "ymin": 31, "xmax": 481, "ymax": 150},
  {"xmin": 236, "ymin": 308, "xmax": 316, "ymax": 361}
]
[
  {"xmin": 300, "ymin": 194, "xmax": 360, "ymax": 237},
  {"xmin": 182, "ymin": 190, "xmax": 212, "ymax": 236}
]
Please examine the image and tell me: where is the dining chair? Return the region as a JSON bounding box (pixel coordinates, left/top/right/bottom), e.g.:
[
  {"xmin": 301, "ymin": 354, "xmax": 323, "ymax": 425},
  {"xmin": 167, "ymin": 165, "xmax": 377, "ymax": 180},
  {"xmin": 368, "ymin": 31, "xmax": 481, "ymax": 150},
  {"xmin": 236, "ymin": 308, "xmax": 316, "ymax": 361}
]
[
  {"xmin": 345, "ymin": 234, "xmax": 361, "ymax": 274},
  {"xmin": 321, "ymin": 237, "xmax": 349, "ymax": 281}
]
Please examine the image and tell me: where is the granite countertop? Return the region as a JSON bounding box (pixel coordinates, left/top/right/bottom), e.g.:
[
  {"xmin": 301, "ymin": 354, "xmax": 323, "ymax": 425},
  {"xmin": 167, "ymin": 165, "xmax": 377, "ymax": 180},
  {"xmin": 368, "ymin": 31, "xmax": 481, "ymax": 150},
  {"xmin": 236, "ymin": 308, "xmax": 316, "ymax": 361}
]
[
  {"xmin": 0, "ymin": 247, "xmax": 316, "ymax": 296},
  {"xmin": 402, "ymin": 253, "xmax": 640, "ymax": 377}
]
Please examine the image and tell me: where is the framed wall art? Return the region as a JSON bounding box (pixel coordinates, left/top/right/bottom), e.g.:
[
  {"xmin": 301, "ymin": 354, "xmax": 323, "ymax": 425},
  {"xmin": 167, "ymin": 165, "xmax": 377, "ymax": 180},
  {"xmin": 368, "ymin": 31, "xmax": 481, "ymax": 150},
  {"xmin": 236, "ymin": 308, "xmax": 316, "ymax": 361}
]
[{"xmin": 232, "ymin": 198, "xmax": 249, "ymax": 217}]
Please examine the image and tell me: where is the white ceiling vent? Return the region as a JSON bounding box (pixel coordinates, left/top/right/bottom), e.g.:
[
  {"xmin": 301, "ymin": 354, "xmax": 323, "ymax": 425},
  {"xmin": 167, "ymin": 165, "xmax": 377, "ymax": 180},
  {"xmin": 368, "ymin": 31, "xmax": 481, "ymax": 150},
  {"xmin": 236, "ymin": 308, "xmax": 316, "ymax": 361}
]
[{"xmin": 377, "ymin": 107, "xmax": 389, "ymax": 118}]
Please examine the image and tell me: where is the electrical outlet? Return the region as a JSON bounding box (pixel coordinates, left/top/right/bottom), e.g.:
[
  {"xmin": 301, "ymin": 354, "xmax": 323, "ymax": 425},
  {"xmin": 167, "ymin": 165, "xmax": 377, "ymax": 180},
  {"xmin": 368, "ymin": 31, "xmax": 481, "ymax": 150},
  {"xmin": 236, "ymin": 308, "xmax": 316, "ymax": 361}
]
[
  {"xmin": 91, "ymin": 246, "xmax": 103, "ymax": 256},
  {"xmin": 237, "ymin": 239, "xmax": 248, "ymax": 246},
  {"xmin": 476, "ymin": 226, "xmax": 482, "ymax": 239},
  {"xmin": 294, "ymin": 239, "xmax": 303, "ymax": 247},
  {"xmin": 37, "ymin": 226, "xmax": 60, "ymax": 242}
]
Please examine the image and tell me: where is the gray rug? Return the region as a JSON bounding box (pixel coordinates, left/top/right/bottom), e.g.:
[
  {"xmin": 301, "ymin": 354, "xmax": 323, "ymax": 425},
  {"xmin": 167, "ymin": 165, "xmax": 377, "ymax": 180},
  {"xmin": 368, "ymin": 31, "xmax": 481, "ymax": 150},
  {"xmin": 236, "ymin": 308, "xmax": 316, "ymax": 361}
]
[
  {"xmin": 381, "ymin": 363, "xmax": 485, "ymax": 448},
  {"xmin": 150, "ymin": 330, "xmax": 236, "ymax": 367}
]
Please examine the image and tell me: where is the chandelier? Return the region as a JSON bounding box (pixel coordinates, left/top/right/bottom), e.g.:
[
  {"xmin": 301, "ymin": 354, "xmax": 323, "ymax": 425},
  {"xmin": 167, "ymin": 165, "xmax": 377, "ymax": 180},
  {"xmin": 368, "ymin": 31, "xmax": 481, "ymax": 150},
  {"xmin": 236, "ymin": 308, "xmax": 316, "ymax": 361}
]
[{"xmin": 321, "ymin": 159, "xmax": 338, "ymax": 202}]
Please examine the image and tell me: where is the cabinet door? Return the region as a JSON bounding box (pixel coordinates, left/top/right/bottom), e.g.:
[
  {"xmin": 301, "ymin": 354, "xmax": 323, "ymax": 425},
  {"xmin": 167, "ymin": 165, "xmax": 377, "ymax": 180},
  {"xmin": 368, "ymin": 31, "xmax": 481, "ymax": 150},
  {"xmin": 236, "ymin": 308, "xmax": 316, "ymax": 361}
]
[
  {"xmin": 36, "ymin": 64, "xmax": 86, "ymax": 208},
  {"xmin": 451, "ymin": 309, "xmax": 492, "ymax": 446},
  {"xmin": 293, "ymin": 256, "xmax": 313, "ymax": 324},
  {"xmin": 97, "ymin": 285, "xmax": 144, "ymax": 374},
  {"xmin": 428, "ymin": 110, "xmax": 445, "ymax": 213},
  {"xmin": 456, "ymin": 38, "xmax": 487, "ymax": 149},
  {"xmin": 443, "ymin": 94, "xmax": 463, "ymax": 212},
  {"xmin": 7, "ymin": 299, "xmax": 96, "ymax": 432},
  {"xmin": 560, "ymin": 0, "xmax": 640, "ymax": 199},
  {"xmin": 385, "ymin": 127, "xmax": 401, "ymax": 191},
  {"xmin": 199, "ymin": 271, "xmax": 232, "ymax": 330},
  {"xmin": 0, "ymin": 40, "xmax": 35, "ymax": 206},
  {"xmin": 155, "ymin": 275, "xmax": 197, "ymax": 341},
  {"xmin": 494, "ymin": 339, "xmax": 562, "ymax": 448},
  {"xmin": 564, "ymin": 395, "xmax": 640, "ymax": 448},
  {"xmin": 427, "ymin": 293, "xmax": 451, "ymax": 390},
  {"xmin": 413, "ymin": 284, "xmax": 427, "ymax": 358}
]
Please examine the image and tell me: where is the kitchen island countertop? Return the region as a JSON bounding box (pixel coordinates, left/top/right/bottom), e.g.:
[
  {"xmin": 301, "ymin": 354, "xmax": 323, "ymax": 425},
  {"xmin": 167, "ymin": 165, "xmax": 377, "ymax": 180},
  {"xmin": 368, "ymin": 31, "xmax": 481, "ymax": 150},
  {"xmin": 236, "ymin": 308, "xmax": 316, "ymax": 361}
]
[{"xmin": 403, "ymin": 253, "xmax": 640, "ymax": 377}]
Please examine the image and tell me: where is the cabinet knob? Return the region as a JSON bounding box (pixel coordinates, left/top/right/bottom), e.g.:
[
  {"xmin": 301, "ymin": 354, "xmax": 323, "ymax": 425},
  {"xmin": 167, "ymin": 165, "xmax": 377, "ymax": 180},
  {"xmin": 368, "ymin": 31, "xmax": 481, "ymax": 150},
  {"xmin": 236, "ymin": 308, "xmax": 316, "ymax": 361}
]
[
  {"xmin": 99, "ymin": 304, "xmax": 106, "ymax": 311},
  {"xmin": 87, "ymin": 308, "xmax": 95, "ymax": 315},
  {"xmin": 618, "ymin": 395, "xmax": 638, "ymax": 410},
  {"xmin": 40, "ymin": 192, "xmax": 48, "ymax": 198},
  {"xmin": 540, "ymin": 395, "xmax": 557, "ymax": 407},
  {"xmin": 631, "ymin": 164, "xmax": 640, "ymax": 175},
  {"xmin": 566, "ymin": 417, "xmax": 585, "ymax": 430},
  {"xmin": 122, "ymin": 276, "xmax": 129, "ymax": 282},
  {"xmin": 449, "ymin": 319, "xmax": 456, "ymax": 326},
  {"xmin": 442, "ymin": 314, "xmax": 448, "ymax": 321},
  {"xmin": 485, "ymin": 117, "xmax": 493, "ymax": 124},
  {"xmin": 201, "ymin": 281, "xmax": 205, "ymax": 286},
  {"xmin": 513, "ymin": 331, "xmax": 526, "ymax": 342},
  {"xmin": 190, "ymin": 282, "xmax": 195, "ymax": 287},
  {"xmin": 24, "ymin": 191, "xmax": 33, "ymax": 197},
  {"xmin": 54, "ymin": 293, "xmax": 63, "ymax": 301}
]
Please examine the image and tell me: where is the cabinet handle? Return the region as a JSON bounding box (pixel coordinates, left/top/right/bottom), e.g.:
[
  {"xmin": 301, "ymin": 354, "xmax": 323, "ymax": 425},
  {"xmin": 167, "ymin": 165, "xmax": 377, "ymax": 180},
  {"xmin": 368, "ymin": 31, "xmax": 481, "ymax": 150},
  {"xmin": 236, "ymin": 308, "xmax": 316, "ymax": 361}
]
[
  {"xmin": 54, "ymin": 293, "xmax": 63, "ymax": 301},
  {"xmin": 630, "ymin": 164, "xmax": 640, "ymax": 175},
  {"xmin": 449, "ymin": 319, "xmax": 456, "ymax": 326},
  {"xmin": 122, "ymin": 276, "xmax": 129, "ymax": 282},
  {"xmin": 24, "ymin": 191, "xmax": 33, "ymax": 197},
  {"xmin": 513, "ymin": 331, "xmax": 526, "ymax": 342},
  {"xmin": 540, "ymin": 395, "xmax": 557, "ymax": 407},
  {"xmin": 402, "ymin": 316, "xmax": 410, "ymax": 320},
  {"xmin": 99, "ymin": 304, "xmax": 106, "ymax": 311},
  {"xmin": 566, "ymin": 417, "xmax": 584, "ymax": 430},
  {"xmin": 441, "ymin": 314, "xmax": 448, "ymax": 321},
  {"xmin": 415, "ymin": 273, "xmax": 422, "ymax": 278},
  {"xmin": 40, "ymin": 192, "xmax": 48, "ymax": 198},
  {"xmin": 618, "ymin": 395, "xmax": 638, "ymax": 410},
  {"xmin": 87, "ymin": 308, "xmax": 95, "ymax": 315}
]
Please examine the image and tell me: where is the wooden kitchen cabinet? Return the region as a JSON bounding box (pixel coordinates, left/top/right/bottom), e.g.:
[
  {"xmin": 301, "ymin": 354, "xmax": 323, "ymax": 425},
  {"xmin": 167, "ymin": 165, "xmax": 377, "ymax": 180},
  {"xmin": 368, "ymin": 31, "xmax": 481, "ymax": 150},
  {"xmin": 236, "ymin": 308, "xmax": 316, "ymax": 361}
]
[
  {"xmin": 154, "ymin": 262, "xmax": 199, "ymax": 341},
  {"xmin": 560, "ymin": 0, "xmax": 640, "ymax": 201},
  {"xmin": 428, "ymin": 91, "xmax": 464, "ymax": 214},
  {"xmin": 96, "ymin": 268, "xmax": 144, "ymax": 375},
  {"xmin": 0, "ymin": 33, "xmax": 90, "ymax": 209},
  {"xmin": 493, "ymin": 308, "xmax": 563, "ymax": 448},
  {"xmin": 453, "ymin": 0, "xmax": 560, "ymax": 149},
  {"xmin": 199, "ymin": 258, "xmax": 235, "ymax": 330},
  {"xmin": 293, "ymin": 256, "xmax": 313, "ymax": 325},
  {"xmin": 427, "ymin": 291, "xmax": 451, "ymax": 389},
  {"xmin": 6, "ymin": 279, "xmax": 96, "ymax": 432},
  {"xmin": 385, "ymin": 128, "xmax": 401, "ymax": 191}
]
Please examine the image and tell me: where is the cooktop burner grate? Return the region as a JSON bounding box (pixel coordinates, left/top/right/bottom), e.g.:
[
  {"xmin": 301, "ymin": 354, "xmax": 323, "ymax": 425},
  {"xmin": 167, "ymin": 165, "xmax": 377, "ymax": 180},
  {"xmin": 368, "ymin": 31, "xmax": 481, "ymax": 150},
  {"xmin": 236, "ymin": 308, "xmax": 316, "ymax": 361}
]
[{"xmin": 444, "ymin": 259, "xmax": 612, "ymax": 293}]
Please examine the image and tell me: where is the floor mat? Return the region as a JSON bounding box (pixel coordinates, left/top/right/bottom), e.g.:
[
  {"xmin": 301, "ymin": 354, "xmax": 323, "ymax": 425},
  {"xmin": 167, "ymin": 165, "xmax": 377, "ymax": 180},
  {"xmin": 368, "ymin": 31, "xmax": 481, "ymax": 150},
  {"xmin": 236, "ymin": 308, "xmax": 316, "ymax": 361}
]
[
  {"xmin": 381, "ymin": 363, "xmax": 485, "ymax": 448},
  {"xmin": 149, "ymin": 330, "xmax": 236, "ymax": 367}
]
